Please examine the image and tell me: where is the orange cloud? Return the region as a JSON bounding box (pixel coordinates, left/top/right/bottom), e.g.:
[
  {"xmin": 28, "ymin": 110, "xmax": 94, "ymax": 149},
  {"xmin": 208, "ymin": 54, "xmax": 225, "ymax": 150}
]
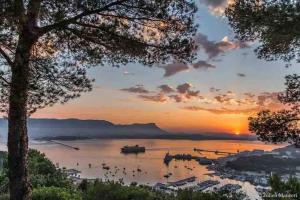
[{"xmin": 183, "ymin": 106, "xmax": 259, "ymax": 115}]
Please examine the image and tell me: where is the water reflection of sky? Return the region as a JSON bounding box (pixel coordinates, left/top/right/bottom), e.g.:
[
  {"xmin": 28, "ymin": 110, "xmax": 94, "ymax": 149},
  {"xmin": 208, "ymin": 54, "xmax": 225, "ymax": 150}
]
[{"xmin": 14, "ymin": 139, "xmax": 285, "ymax": 200}]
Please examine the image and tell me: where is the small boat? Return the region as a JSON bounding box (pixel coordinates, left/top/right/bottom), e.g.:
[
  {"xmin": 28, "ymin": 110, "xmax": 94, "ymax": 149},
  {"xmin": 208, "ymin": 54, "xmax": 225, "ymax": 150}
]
[
  {"xmin": 164, "ymin": 174, "xmax": 170, "ymax": 178},
  {"xmin": 121, "ymin": 145, "xmax": 146, "ymax": 154}
]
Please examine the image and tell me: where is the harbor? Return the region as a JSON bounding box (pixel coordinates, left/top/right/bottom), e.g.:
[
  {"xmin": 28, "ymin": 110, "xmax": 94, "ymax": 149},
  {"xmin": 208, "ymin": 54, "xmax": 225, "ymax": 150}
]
[
  {"xmin": 31, "ymin": 139, "xmax": 283, "ymax": 200},
  {"xmin": 167, "ymin": 176, "xmax": 197, "ymax": 186},
  {"xmin": 153, "ymin": 178, "xmax": 243, "ymax": 195}
]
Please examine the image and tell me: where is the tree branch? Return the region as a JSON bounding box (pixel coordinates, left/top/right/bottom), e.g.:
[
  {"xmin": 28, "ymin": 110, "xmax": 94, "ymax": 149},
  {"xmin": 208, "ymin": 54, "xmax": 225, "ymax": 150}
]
[
  {"xmin": 71, "ymin": 22, "xmax": 161, "ymax": 49},
  {"xmin": 96, "ymin": 13, "xmax": 167, "ymax": 22},
  {"xmin": 0, "ymin": 76, "xmax": 10, "ymax": 86},
  {"xmin": 0, "ymin": 47, "xmax": 13, "ymax": 67},
  {"xmin": 27, "ymin": 0, "xmax": 42, "ymax": 26},
  {"xmin": 39, "ymin": 0, "xmax": 128, "ymax": 34},
  {"xmin": 14, "ymin": 0, "xmax": 26, "ymax": 24}
]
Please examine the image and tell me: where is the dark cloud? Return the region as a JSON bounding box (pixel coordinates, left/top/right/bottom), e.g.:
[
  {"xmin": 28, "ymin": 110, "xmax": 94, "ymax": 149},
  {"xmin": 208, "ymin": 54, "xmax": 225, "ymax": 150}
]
[
  {"xmin": 214, "ymin": 94, "xmax": 233, "ymax": 104},
  {"xmin": 186, "ymin": 90, "xmax": 200, "ymax": 99},
  {"xmin": 237, "ymin": 73, "xmax": 246, "ymax": 77},
  {"xmin": 194, "ymin": 33, "xmax": 223, "ymax": 59},
  {"xmin": 176, "ymin": 83, "xmax": 200, "ymax": 100},
  {"xmin": 210, "ymin": 87, "xmax": 221, "ymax": 92},
  {"xmin": 158, "ymin": 84, "xmax": 175, "ymax": 93},
  {"xmin": 193, "ymin": 60, "xmax": 216, "ymax": 69},
  {"xmin": 177, "ymin": 83, "xmax": 192, "ymax": 94},
  {"xmin": 138, "ymin": 93, "xmax": 167, "ymax": 103},
  {"xmin": 161, "ymin": 63, "xmax": 189, "ymax": 77},
  {"xmin": 121, "ymin": 85, "xmax": 150, "ymax": 94},
  {"xmin": 194, "ymin": 33, "xmax": 249, "ymax": 60},
  {"xmin": 169, "ymin": 95, "xmax": 183, "ymax": 103},
  {"xmin": 124, "ymin": 82, "xmax": 202, "ymax": 104},
  {"xmin": 257, "ymin": 92, "xmax": 281, "ymax": 107},
  {"xmin": 161, "ymin": 60, "xmax": 215, "ymax": 77}
]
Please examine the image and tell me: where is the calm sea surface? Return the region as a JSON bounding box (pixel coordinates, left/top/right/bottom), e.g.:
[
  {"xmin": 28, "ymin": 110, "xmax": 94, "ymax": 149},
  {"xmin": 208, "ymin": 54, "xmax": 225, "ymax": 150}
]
[{"xmin": 2, "ymin": 139, "xmax": 286, "ymax": 200}]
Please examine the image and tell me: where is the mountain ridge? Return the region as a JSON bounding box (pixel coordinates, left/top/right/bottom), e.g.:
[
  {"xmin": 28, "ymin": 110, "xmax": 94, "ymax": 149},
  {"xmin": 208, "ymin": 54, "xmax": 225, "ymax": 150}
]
[{"xmin": 0, "ymin": 118, "xmax": 255, "ymax": 141}]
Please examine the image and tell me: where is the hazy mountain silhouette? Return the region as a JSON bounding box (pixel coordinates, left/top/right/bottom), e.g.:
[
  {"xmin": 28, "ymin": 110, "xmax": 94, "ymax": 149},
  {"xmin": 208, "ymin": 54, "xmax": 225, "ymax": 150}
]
[{"xmin": 0, "ymin": 118, "xmax": 255, "ymax": 140}]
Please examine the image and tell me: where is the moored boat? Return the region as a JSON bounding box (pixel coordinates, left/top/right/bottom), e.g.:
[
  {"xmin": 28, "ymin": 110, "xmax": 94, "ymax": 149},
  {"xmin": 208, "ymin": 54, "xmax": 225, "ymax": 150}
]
[{"xmin": 121, "ymin": 145, "xmax": 146, "ymax": 154}]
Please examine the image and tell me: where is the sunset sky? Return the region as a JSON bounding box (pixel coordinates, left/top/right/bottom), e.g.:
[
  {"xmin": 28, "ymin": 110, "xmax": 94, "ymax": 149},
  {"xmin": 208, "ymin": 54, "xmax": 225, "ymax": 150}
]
[{"xmin": 33, "ymin": 1, "xmax": 300, "ymax": 135}]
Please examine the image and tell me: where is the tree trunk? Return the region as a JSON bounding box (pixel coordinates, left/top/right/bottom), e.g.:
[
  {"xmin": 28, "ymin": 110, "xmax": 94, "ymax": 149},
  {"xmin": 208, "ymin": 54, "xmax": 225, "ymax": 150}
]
[{"xmin": 8, "ymin": 34, "xmax": 34, "ymax": 200}]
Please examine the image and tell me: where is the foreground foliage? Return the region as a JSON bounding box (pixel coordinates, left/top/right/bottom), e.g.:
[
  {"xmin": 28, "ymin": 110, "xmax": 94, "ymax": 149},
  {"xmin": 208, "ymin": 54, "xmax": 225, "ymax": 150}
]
[
  {"xmin": 248, "ymin": 75, "xmax": 300, "ymax": 147},
  {"xmin": 33, "ymin": 187, "xmax": 81, "ymax": 200},
  {"xmin": 226, "ymin": 0, "xmax": 300, "ymax": 147},
  {"xmin": 266, "ymin": 174, "xmax": 300, "ymax": 200},
  {"xmin": 81, "ymin": 180, "xmax": 244, "ymax": 200}
]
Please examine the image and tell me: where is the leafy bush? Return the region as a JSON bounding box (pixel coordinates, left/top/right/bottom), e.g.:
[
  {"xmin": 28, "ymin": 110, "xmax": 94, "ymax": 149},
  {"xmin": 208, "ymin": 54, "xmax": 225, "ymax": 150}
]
[
  {"xmin": 33, "ymin": 187, "xmax": 81, "ymax": 200},
  {"xmin": 84, "ymin": 181, "xmax": 171, "ymax": 200},
  {"xmin": 0, "ymin": 194, "xmax": 9, "ymax": 200},
  {"xmin": 82, "ymin": 180, "xmax": 245, "ymax": 200},
  {"xmin": 177, "ymin": 189, "xmax": 245, "ymax": 200},
  {"xmin": 28, "ymin": 149, "xmax": 72, "ymax": 189},
  {"xmin": 267, "ymin": 174, "xmax": 300, "ymax": 200},
  {"xmin": 0, "ymin": 149, "xmax": 72, "ymax": 192}
]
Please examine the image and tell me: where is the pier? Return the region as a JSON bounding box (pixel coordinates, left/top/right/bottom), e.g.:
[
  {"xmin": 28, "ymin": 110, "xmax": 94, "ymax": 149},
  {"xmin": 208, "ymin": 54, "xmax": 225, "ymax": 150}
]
[
  {"xmin": 168, "ymin": 176, "xmax": 197, "ymax": 186},
  {"xmin": 164, "ymin": 153, "xmax": 214, "ymax": 165},
  {"xmin": 49, "ymin": 140, "xmax": 80, "ymax": 150},
  {"xmin": 194, "ymin": 148, "xmax": 235, "ymax": 155}
]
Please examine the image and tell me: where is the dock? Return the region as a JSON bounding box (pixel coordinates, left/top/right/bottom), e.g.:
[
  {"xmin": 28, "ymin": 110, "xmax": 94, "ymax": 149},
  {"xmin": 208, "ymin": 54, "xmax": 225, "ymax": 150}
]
[
  {"xmin": 168, "ymin": 176, "xmax": 197, "ymax": 186},
  {"xmin": 50, "ymin": 140, "xmax": 80, "ymax": 150},
  {"xmin": 164, "ymin": 153, "xmax": 214, "ymax": 165},
  {"xmin": 194, "ymin": 148, "xmax": 235, "ymax": 155},
  {"xmin": 193, "ymin": 180, "xmax": 220, "ymax": 191}
]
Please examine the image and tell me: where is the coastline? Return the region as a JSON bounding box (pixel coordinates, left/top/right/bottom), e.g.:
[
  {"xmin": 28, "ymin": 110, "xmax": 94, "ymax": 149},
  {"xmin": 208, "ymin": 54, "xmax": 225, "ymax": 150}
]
[{"xmin": 34, "ymin": 134, "xmax": 257, "ymax": 141}]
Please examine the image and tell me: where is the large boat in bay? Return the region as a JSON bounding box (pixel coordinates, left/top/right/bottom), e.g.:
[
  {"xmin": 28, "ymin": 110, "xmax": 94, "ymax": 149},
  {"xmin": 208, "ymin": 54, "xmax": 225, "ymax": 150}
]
[{"xmin": 121, "ymin": 145, "xmax": 146, "ymax": 154}]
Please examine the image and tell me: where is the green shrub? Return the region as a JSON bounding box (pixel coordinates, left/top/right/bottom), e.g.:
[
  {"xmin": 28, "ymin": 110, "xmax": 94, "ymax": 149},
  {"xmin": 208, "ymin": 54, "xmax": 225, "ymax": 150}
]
[
  {"xmin": 33, "ymin": 187, "xmax": 81, "ymax": 200},
  {"xmin": 177, "ymin": 189, "xmax": 244, "ymax": 200},
  {"xmin": 28, "ymin": 149, "xmax": 72, "ymax": 189},
  {"xmin": 0, "ymin": 149, "xmax": 72, "ymax": 193},
  {"xmin": 0, "ymin": 194, "xmax": 9, "ymax": 200},
  {"xmin": 85, "ymin": 181, "xmax": 171, "ymax": 200},
  {"xmin": 268, "ymin": 174, "xmax": 300, "ymax": 200}
]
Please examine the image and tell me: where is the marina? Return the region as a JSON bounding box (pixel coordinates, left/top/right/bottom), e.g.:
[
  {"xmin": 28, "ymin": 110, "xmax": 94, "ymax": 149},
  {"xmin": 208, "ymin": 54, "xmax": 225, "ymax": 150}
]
[
  {"xmin": 193, "ymin": 180, "xmax": 220, "ymax": 191},
  {"xmin": 218, "ymin": 184, "xmax": 242, "ymax": 192}
]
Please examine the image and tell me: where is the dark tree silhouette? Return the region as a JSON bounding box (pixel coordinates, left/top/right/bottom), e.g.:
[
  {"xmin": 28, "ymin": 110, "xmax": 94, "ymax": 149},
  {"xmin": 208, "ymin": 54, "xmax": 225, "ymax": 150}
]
[
  {"xmin": 226, "ymin": 0, "xmax": 300, "ymax": 64},
  {"xmin": 249, "ymin": 75, "xmax": 300, "ymax": 147},
  {"xmin": 226, "ymin": 1, "xmax": 300, "ymax": 146},
  {"xmin": 0, "ymin": 1, "xmax": 197, "ymax": 199}
]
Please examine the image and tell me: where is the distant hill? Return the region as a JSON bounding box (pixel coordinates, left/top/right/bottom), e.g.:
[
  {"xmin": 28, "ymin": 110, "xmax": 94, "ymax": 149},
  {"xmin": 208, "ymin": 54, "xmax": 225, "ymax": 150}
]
[{"xmin": 0, "ymin": 118, "xmax": 255, "ymax": 141}]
